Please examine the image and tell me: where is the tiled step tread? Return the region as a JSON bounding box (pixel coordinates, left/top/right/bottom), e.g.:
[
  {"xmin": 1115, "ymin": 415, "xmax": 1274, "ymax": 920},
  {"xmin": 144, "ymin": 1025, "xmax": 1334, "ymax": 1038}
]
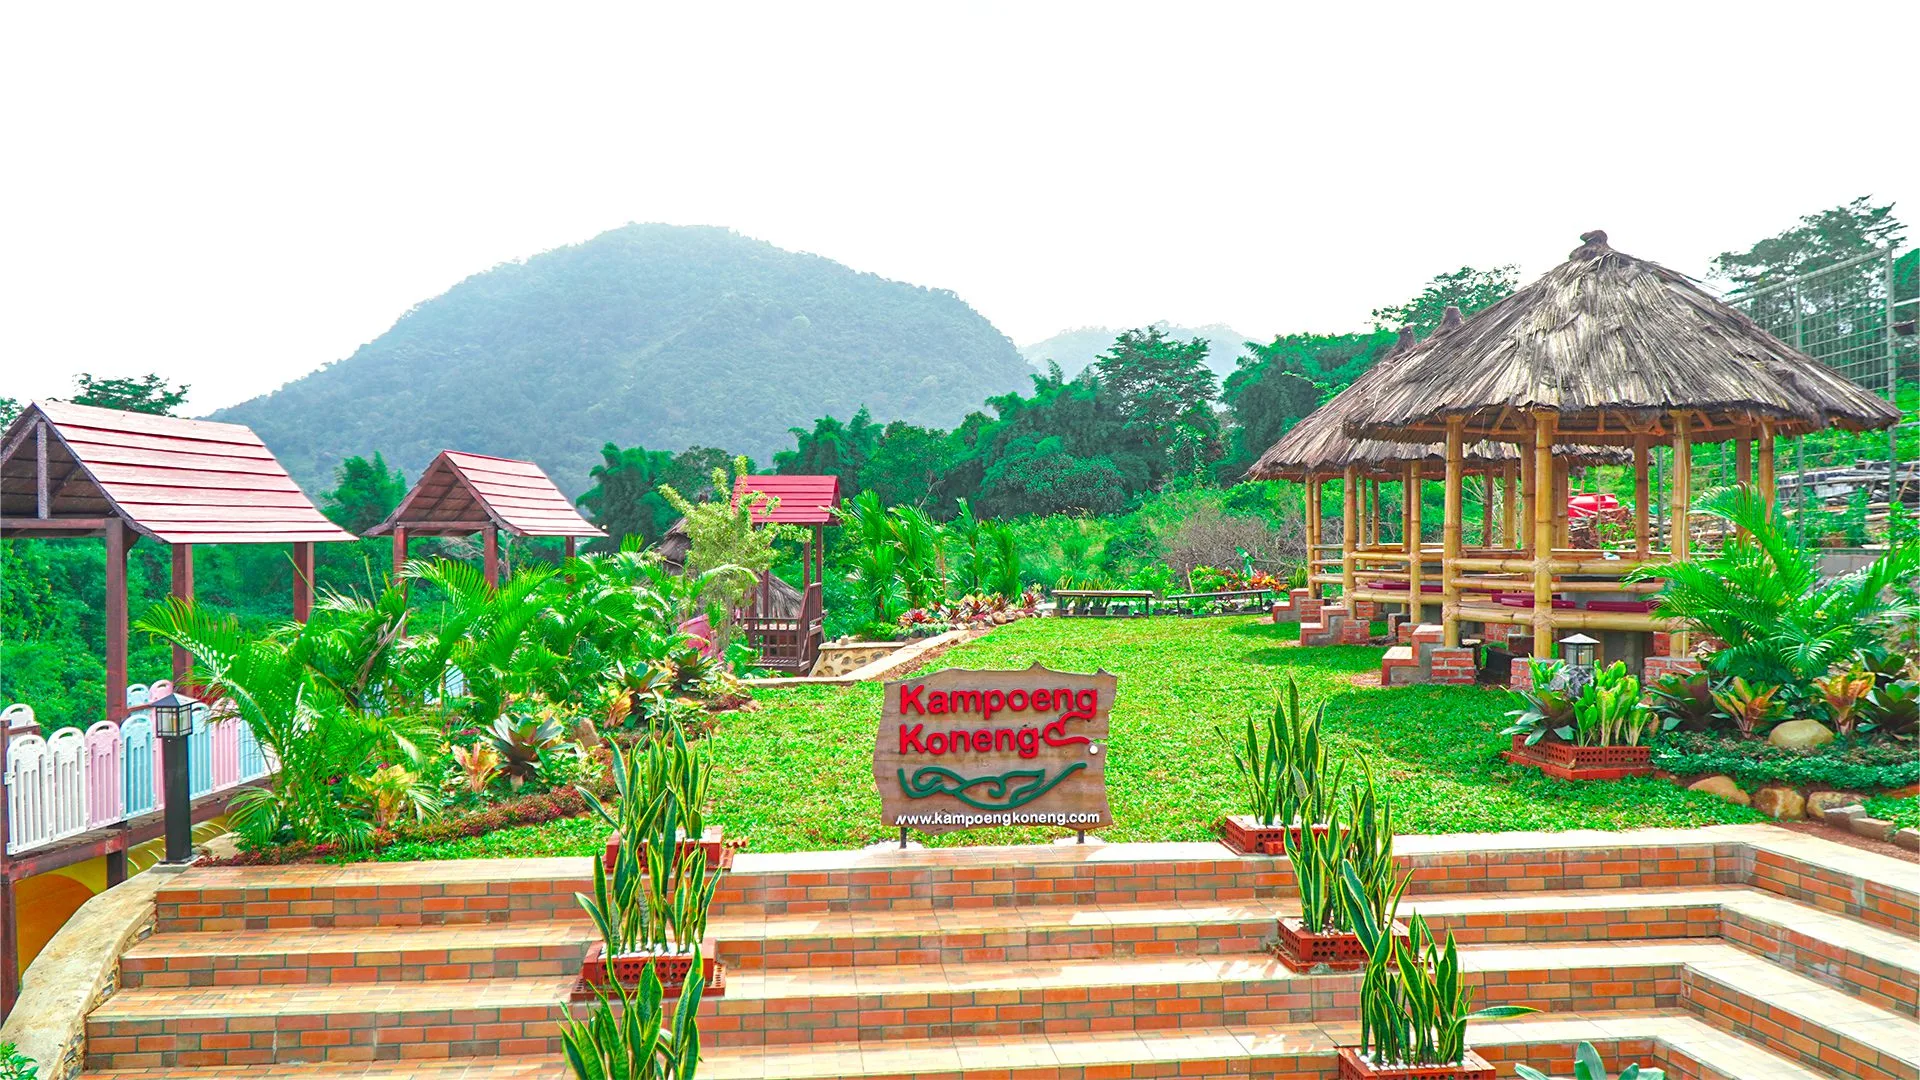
[
  {"xmin": 1685, "ymin": 952, "xmax": 1920, "ymax": 1077},
  {"xmin": 89, "ymin": 975, "xmax": 573, "ymax": 1022},
  {"xmin": 716, "ymin": 939, "xmax": 1713, "ymax": 1001},
  {"xmin": 90, "ymin": 1061, "xmax": 563, "ymax": 1079},
  {"xmin": 125, "ymin": 922, "xmax": 592, "ymax": 961}
]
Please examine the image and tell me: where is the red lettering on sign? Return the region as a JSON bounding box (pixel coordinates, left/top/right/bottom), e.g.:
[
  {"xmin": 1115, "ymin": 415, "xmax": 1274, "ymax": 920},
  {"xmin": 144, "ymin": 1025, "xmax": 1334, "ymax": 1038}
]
[
  {"xmin": 898, "ymin": 724, "xmax": 925, "ymax": 753},
  {"xmin": 899, "ymin": 685, "xmax": 924, "ymax": 715}
]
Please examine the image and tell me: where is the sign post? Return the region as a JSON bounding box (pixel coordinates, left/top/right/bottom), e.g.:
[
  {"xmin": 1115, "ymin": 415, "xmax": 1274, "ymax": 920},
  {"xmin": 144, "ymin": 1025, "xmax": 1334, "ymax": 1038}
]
[{"xmin": 875, "ymin": 663, "xmax": 1114, "ymax": 841}]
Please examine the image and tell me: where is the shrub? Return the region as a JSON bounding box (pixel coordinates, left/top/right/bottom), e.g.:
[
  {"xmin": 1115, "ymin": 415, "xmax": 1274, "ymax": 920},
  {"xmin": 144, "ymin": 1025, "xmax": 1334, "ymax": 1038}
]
[{"xmin": 1651, "ymin": 733, "xmax": 1920, "ymax": 791}]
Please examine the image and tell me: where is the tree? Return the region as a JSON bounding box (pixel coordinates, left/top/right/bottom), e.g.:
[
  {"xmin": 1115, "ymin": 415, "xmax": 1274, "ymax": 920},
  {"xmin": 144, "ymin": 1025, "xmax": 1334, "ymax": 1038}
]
[
  {"xmin": 1370, "ymin": 266, "xmax": 1518, "ymax": 338},
  {"xmin": 0, "ymin": 398, "xmax": 18, "ymax": 429},
  {"xmin": 774, "ymin": 408, "xmax": 882, "ymax": 494},
  {"xmin": 321, "ymin": 453, "xmax": 408, "ymax": 534},
  {"xmin": 1220, "ymin": 364, "xmax": 1324, "ymax": 477},
  {"xmin": 1094, "ymin": 327, "xmax": 1221, "ymax": 456},
  {"xmin": 578, "ymin": 443, "xmax": 733, "ymax": 550},
  {"xmin": 1711, "ymin": 197, "xmax": 1905, "ymax": 291},
  {"xmin": 68, "ymin": 373, "xmax": 190, "ymax": 415},
  {"xmin": 856, "ymin": 421, "xmax": 951, "ymax": 510}
]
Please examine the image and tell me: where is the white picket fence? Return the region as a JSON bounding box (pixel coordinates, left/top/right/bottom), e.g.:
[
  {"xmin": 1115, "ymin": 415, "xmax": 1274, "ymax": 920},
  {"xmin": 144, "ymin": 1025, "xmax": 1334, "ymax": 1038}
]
[{"xmin": 2, "ymin": 681, "xmax": 275, "ymax": 856}]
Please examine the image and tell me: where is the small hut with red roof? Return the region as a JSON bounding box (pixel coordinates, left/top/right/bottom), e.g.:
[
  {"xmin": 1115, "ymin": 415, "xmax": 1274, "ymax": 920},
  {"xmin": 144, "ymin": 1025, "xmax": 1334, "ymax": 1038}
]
[{"xmin": 366, "ymin": 450, "xmax": 604, "ymax": 586}]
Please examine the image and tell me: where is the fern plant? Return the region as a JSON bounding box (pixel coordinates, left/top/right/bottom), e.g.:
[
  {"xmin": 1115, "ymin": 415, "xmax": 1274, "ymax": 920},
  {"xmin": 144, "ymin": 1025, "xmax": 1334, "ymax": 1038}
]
[{"xmin": 1630, "ymin": 484, "xmax": 1920, "ymax": 706}]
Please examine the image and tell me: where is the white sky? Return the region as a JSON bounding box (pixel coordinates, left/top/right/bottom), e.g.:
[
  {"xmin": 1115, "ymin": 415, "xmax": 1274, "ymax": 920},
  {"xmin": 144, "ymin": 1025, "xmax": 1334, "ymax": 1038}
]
[{"xmin": 3, "ymin": 2, "xmax": 1915, "ymax": 415}]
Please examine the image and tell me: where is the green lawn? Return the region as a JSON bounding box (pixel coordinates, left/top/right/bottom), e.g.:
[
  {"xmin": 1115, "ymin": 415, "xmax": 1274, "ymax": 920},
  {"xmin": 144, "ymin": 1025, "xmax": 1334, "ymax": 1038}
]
[
  {"xmin": 375, "ymin": 616, "xmax": 1759, "ymax": 861},
  {"xmin": 1864, "ymin": 795, "xmax": 1920, "ymax": 831}
]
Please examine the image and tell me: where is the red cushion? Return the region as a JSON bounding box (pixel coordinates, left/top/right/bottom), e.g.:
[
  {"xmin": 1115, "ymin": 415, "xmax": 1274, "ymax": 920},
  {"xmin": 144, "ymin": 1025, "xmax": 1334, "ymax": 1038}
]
[{"xmin": 1585, "ymin": 599, "xmax": 1657, "ymax": 613}]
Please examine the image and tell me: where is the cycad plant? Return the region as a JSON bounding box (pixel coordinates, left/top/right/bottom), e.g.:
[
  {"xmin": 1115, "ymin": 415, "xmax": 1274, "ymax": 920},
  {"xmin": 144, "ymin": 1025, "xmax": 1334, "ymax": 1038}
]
[
  {"xmin": 1225, "ymin": 679, "xmax": 1341, "ymax": 827},
  {"xmin": 1630, "ymin": 484, "xmax": 1920, "ymax": 705},
  {"xmin": 1338, "ymin": 865, "xmax": 1536, "ymax": 1068}
]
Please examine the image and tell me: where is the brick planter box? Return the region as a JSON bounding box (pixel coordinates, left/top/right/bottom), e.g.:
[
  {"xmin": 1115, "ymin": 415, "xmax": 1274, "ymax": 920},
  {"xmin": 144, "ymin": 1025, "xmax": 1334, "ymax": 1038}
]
[
  {"xmin": 603, "ymin": 826, "xmax": 736, "ymax": 873},
  {"xmin": 1336, "ymin": 1047, "xmax": 1496, "ymax": 1080},
  {"xmin": 575, "ymin": 941, "xmax": 726, "ymax": 999},
  {"xmin": 1273, "ymin": 917, "xmax": 1408, "ymax": 973},
  {"xmin": 1218, "ymin": 815, "xmax": 1328, "ymax": 856},
  {"xmin": 1504, "ymin": 735, "xmax": 1653, "ymax": 781}
]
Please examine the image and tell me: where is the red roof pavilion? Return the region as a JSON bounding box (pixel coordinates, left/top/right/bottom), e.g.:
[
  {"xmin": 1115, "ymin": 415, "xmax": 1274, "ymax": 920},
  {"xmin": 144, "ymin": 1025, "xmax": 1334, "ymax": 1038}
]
[
  {"xmin": 731, "ymin": 474, "xmax": 841, "ymax": 525},
  {"xmin": 366, "ymin": 450, "xmax": 603, "ymax": 586}
]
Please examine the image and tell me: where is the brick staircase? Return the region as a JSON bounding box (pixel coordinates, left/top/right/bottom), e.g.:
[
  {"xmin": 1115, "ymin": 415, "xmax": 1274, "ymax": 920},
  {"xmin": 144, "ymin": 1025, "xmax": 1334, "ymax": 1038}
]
[
  {"xmin": 1298, "ymin": 600, "xmax": 1376, "ymax": 647},
  {"xmin": 1380, "ymin": 623, "xmax": 1481, "ymax": 685},
  {"xmin": 80, "ymin": 825, "xmax": 1918, "ymax": 1080}
]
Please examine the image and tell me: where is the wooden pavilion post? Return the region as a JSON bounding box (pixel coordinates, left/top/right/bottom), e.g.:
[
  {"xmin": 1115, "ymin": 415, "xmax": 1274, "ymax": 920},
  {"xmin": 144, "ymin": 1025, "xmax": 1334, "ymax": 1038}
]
[
  {"xmin": 291, "ymin": 542, "xmax": 315, "ymax": 623},
  {"xmin": 1441, "ymin": 418, "xmax": 1465, "ymax": 647},
  {"xmin": 1551, "ymin": 458, "xmax": 1570, "ymax": 549},
  {"xmin": 105, "ymin": 518, "xmax": 129, "ymax": 723},
  {"xmin": 1501, "ymin": 465, "xmax": 1517, "ymax": 548},
  {"xmin": 1633, "ymin": 435, "xmax": 1651, "ymax": 559},
  {"xmin": 482, "ymin": 524, "xmax": 500, "ymax": 590},
  {"xmin": 1368, "ymin": 480, "xmax": 1381, "ymax": 547},
  {"xmin": 1670, "ymin": 413, "xmax": 1693, "ymax": 656},
  {"xmin": 170, "ymin": 543, "xmax": 194, "ymax": 681},
  {"xmin": 1735, "ymin": 433, "xmax": 1753, "ymax": 486},
  {"xmin": 392, "ymin": 527, "xmax": 409, "ymax": 582},
  {"xmin": 1758, "ymin": 421, "xmax": 1776, "ymax": 511},
  {"xmin": 1531, "ymin": 417, "xmax": 1556, "ymax": 659},
  {"xmin": 564, "ymin": 536, "xmax": 576, "ymax": 560},
  {"xmin": 1405, "ymin": 463, "xmax": 1423, "ymax": 624},
  {"xmin": 1341, "ymin": 466, "xmax": 1359, "ymax": 606}
]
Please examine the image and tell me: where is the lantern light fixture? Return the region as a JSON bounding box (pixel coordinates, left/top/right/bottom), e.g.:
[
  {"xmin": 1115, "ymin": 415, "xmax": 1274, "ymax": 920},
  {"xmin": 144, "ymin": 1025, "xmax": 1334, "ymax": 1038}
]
[{"xmin": 150, "ymin": 690, "xmax": 199, "ymax": 738}]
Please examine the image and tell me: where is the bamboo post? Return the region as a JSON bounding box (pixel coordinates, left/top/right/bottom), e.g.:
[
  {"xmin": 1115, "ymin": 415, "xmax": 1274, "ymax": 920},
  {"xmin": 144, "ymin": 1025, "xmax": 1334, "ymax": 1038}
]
[
  {"xmin": 1519, "ymin": 446, "xmax": 1535, "ymax": 553},
  {"xmin": 1441, "ymin": 419, "xmax": 1465, "ymax": 647},
  {"xmin": 1304, "ymin": 476, "xmax": 1319, "ymax": 594},
  {"xmin": 1501, "ymin": 465, "xmax": 1516, "ymax": 548},
  {"xmin": 1407, "ymin": 463, "xmax": 1424, "ymax": 625},
  {"xmin": 1552, "ymin": 459, "xmax": 1570, "ymax": 549},
  {"xmin": 1633, "ymin": 435, "xmax": 1650, "ymax": 559},
  {"xmin": 1479, "ymin": 470, "xmax": 1493, "ymax": 549},
  {"xmin": 1369, "ymin": 480, "xmax": 1381, "ymax": 546},
  {"xmin": 1758, "ymin": 421, "xmax": 1776, "ymax": 512},
  {"xmin": 1342, "ymin": 465, "xmax": 1359, "ymax": 606},
  {"xmin": 1670, "ymin": 413, "xmax": 1693, "ymax": 656},
  {"xmin": 1531, "ymin": 416, "xmax": 1556, "ymax": 658}
]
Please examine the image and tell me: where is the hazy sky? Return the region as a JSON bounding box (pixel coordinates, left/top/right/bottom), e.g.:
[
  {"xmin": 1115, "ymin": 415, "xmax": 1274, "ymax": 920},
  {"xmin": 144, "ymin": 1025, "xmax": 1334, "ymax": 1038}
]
[{"xmin": 4, "ymin": 3, "xmax": 1915, "ymax": 415}]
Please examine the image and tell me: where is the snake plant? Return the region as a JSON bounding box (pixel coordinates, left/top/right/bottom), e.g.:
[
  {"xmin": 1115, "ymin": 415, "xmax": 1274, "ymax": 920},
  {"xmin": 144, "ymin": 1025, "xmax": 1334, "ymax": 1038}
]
[
  {"xmin": 1225, "ymin": 678, "xmax": 1342, "ymax": 826},
  {"xmin": 1515, "ymin": 1041, "xmax": 1664, "ymax": 1080},
  {"xmin": 1338, "ymin": 864, "xmax": 1535, "ymax": 1067},
  {"xmin": 1283, "ymin": 810, "xmax": 1349, "ymax": 933},
  {"xmin": 560, "ymin": 946, "xmax": 703, "ymax": 1080}
]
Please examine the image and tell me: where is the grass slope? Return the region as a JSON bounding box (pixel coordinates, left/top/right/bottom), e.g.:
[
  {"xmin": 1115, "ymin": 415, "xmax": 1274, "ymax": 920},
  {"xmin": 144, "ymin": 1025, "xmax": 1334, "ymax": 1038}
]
[{"xmin": 377, "ymin": 617, "xmax": 1758, "ymax": 860}]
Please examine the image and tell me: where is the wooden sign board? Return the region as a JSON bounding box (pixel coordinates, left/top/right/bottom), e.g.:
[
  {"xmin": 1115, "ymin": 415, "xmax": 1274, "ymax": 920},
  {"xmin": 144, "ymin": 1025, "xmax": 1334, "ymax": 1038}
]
[{"xmin": 875, "ymin": 663, "xmax": 1115, "ymax": 836}]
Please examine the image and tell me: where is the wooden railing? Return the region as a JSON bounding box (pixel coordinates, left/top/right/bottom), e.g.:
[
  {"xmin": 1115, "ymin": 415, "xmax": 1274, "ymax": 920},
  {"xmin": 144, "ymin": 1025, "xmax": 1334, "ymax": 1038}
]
[
  {"xmin": 741, "ymin": 581, "xmax": 824, "ymax": 674},
  {"xmin": 2, "ymin": 680, "xmax": 274, "ymax": 855}
]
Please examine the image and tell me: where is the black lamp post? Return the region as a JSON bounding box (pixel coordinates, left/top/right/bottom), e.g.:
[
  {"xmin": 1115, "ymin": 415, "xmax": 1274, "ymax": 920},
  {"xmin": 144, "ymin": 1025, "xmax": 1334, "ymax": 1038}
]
[{"xmin": 150, "ymin": 691, "xmax": 199, "ymax": 864}]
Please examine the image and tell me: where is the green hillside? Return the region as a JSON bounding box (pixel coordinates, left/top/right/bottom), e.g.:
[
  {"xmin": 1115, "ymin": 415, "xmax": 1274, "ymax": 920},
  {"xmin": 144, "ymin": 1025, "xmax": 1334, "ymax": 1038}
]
[
  {"xmin": 215, "ymin": 224, "xmax": 1031, "ymax": 494},
  {"xmin": 1021, "ymin": 321, "xmax": 1254, "ymax": 380}
]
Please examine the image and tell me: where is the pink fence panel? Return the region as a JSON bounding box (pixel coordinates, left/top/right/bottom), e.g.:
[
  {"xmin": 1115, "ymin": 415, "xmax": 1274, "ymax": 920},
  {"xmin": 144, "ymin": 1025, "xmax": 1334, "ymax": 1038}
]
[
  {"xmin": 209, "ymin": 715, "xmax": 240, "ymax": 791},
  {"xmin": 84, "ymin": 720, "xmax": 124, "ymax": 828}
]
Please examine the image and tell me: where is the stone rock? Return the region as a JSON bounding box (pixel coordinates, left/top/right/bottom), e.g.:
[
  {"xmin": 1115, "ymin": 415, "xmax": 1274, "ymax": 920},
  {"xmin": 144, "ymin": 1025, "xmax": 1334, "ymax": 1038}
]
[
  {"xmin": 1686, "ymin": 775, "xmax": 1750, "ymax": 806},
  {"xmin": 1896, "ymin": 828, "xmax": 1920, "ymax": 853},
  {"xmin": 1767, "ymin": 719, "xmax": 1835, "ymax": 750},
  {"xmin": 1752, "ymin": 785, "xmax": 1807, "ymax": 821},
  {"xmin": 1852, "ymin": 817, "xmax": 1898, "ymax": 842},
  {"xmin": 1804, "ymin": 791, "xmax": 1868, "ymax": 821}
]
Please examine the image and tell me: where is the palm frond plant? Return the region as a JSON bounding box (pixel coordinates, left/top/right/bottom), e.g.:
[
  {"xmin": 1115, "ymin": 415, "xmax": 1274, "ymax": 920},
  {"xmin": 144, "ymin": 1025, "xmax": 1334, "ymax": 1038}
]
[
  {"xmin": 348, "ymin": 763, "xmax": 440, "ymax": 829},
  {"xmin": 1628, "ymin": 484, "xmax": 1920, "ymax": 708},
  {"xmin": 137, "ymin": 598, "xmax": 443, "ymax": 851},
  {"xmin": 985, "ymin": 522, "xmax": 1022, "ymax": 601},
  {"xmin": 1338, "ymin": 865, "xmax": 1537, "ymax": 1072},
  {"xmin": 1515, "ymin": 1042, "xmax": 1664, "ymax": 1080}
]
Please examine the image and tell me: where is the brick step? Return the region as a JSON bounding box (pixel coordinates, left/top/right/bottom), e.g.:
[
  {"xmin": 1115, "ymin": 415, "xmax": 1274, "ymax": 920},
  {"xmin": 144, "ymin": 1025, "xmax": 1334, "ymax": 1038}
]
[
  {"xmin": 717, "ymin": 885, "xmax": 1742, "ymax": 971},
  {"xmin": 83, "ymin": 1013, "xmax": 1830, "ymax": 1080},
  {"xmin": 85, "ymin": 976, "xmax": 573, "ymax": 1070},
  {"xmin": 1682, "ymin": 953, "xmax": 1919, "ymax": 1080},
  {"xmin": 152, "ymin": 828, "xmax": 1913, "ymax": 930},
  {"xmin": 705, "ymin": 940, "xmax": 1700, "ymax": 1047},
  {"xmin": 120, "ymin": 923, "xmax": 594, "ymax": 988}
]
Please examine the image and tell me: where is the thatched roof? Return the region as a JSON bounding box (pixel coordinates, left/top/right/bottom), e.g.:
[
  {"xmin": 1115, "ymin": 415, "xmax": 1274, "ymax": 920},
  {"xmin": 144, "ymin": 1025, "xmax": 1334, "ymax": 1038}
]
[
  {"xmin": 1344, "ymin": 232, "xmax": 1901, "ymax": 446},
  {"xmin": 1245, "ymin": 317, "xmax": 1627, "ymax": 481}
]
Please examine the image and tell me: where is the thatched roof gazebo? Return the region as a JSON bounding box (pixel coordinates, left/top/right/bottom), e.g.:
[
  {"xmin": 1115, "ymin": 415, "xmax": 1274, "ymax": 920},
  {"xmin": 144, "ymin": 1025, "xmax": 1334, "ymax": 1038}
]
[
  {"xmin": 1347, "ymin": 231, "xmax": 1902, "ymax": 664},
  {"xmin": 1247, "ymin": 318, "xmax": 1628, "ymax": 624}
]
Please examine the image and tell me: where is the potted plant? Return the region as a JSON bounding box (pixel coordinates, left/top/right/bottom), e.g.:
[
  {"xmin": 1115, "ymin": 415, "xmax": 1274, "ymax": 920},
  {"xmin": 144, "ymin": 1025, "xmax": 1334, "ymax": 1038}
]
[
  {"xmin": 598, "ymin": 722, "xmax": 735, "ymax": 873},
  {"xmin": 1515, "ymin": 1042, "xmax": 1663, "ymax": 1080},
  {"xmin": 1220, "ymin": 679, "xmax": 1342, "ymax": 854},
  {"xmin": 1504, "ymin": 662, "xmax": 1656, "ymax": 780},
  {"xmin": 575, "ymin": 737, "xmax": 727, "ymax": 999},
  {"xmin": 1334, "ymin": 866, "xmax": 1536, "ymax": 1078},
  {"xmin": 1275, "ymin": 771, "xmax": 1409, "ymax": 973}
]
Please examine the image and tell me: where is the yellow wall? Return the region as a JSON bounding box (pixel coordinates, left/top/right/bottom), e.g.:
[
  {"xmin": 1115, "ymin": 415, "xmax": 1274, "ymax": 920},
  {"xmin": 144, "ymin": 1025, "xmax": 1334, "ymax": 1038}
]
[{"xmin": 12, "ymin": 819, "xmax": 229, "ymax": 972}]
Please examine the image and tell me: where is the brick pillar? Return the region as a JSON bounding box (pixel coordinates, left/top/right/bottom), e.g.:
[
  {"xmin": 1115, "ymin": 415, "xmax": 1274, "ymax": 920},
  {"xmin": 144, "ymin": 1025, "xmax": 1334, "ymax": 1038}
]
[
  {"xmin": 1509, "ymin": 661, "xmax": 1534, "ymax": 690},
  {"xmin": 1396, "ymin": 620, "xmax": 1416, "ymax": 644},
  {"xmin": 1427, "ymin": 645, "xmax": 1477, "ymax": 685},
  {"xmin": 1651, "ymin": 631, "xmax": 1672, "ymax": 657},
  {"xmin": 1643, "ymin": 656, "xmax": 1703, "ymax": 684},
  {"xmin": 1351, "ymin": 599, "xmax": 1377, "ymax": 623},
  {"xmin": 1482, "ymin": 622, "xmax": 1513, "ymax": 646}
]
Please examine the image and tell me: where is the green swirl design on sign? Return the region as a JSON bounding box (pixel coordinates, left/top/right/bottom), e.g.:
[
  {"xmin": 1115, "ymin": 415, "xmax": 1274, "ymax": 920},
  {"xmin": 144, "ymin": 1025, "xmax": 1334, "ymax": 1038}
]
[{"xmin": 897, "ymin": 762, "xmax": 1088, "ymax": 810}]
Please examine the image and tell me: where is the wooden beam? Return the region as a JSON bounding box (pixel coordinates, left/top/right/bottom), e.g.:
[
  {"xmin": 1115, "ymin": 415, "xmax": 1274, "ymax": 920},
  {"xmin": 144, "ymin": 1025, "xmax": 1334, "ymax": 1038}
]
[
  {"xmin": 392, "ymin": 527, "xmax": 408, "ymax": 582},
  {"xmin": 483, "ymin": 523, "xmax": 500, "ymax": 589},
  {"xmin": 1532, "ymin": 416, "xmax": 1556, "ymax": 659},
  {"xmin": 1633, "ymin": 435, "xmax": 1650, "ymax": 560},
  {"xmin": 35, "ymin": 421, "xmax": 48, "ymax": 517},
  {"xmin": 291, "ymin": 541, "xmax": 315, "ymax": 622},
  {"xmin": 106, "ymin": 518, "xmax": 128, "ymax": 723},
  {"xmin": 1441, "ymin": 418, "xmax": 1464, "ymax": 647},
  {"xmin": 171, "ymin": 543, "xmax": 194, "ymax": 681},
  {"xmin": 0, "ymin": 516, "xmax": 110, "ymax": 534}
]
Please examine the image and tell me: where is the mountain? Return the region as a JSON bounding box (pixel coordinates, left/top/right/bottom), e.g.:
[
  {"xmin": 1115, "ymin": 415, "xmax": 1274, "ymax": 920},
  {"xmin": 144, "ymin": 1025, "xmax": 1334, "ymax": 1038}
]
[
  {"xmin": 1019, "ymin": 322, "xmax": 1256, "ymax": 381},
  {"xmin": 215, "ymin": 224, "xmax": 1032, "ymax": 496}
]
